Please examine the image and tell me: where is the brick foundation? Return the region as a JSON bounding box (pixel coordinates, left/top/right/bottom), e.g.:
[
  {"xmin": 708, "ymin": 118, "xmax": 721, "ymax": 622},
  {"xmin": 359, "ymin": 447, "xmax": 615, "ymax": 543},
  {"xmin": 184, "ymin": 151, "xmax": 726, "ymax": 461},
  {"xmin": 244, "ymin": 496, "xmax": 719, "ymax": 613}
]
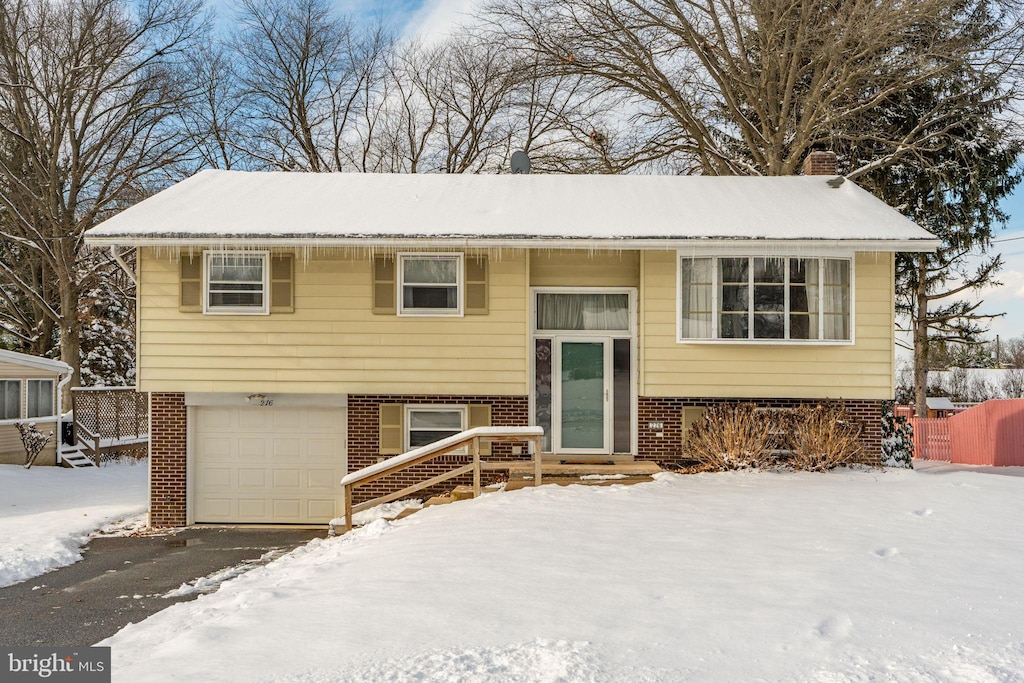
[
  {"xmin": 638, "ymin": 396, "xmax": 885, "ymax": 465},
  {"xmin": 347, "ymin": 395, "xmax": 530, "ymax": 503},
  {"xmin": 145, "ymin": 391, "xmax": 885, "ymax": 526},
  {"xmin": 149, "ymin": 392, "xmax": 187, "ymax": 527}
]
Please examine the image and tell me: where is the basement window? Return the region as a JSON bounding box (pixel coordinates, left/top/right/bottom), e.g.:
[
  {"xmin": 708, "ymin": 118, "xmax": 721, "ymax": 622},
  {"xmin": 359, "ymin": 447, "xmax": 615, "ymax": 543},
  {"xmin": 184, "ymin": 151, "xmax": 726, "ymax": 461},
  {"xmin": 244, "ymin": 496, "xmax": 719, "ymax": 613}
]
[
  {"xmin": 204, "ymin": 251, "xmax": 269, "ymax": 315},
  {"xmin": 404, "ymin": 405, "xmax": 467, "ymax": 452}
]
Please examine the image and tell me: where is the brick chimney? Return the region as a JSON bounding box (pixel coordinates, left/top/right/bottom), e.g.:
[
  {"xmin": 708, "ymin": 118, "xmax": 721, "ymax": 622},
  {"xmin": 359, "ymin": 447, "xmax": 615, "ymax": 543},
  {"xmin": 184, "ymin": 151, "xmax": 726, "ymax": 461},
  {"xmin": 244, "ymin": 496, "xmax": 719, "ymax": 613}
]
[{"xmin": 802, "ymin": 150, "xmax": 837, "ymax": 176}]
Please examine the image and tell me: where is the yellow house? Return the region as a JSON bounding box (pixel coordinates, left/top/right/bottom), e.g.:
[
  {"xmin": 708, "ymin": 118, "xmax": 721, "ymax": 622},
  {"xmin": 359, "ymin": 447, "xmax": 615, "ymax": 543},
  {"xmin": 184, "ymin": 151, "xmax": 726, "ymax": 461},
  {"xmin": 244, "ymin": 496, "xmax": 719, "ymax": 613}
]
[
  {"xmin": 0, "ymin": 349, "xmax": 73, "ymax": 466},
  {"xmin": 85, "ymin": 152, "xmax": 938, "ymax": 527}
]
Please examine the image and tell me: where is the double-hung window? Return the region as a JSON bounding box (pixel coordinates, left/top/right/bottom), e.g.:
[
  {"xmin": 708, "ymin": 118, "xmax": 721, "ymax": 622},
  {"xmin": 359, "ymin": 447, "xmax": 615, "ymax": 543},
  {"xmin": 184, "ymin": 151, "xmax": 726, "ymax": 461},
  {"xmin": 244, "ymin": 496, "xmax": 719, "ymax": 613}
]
[
  {"xmin": 398, "ymin": 254, "xmax": 463, "ymax": 316},
  {"xmin": 204, "ymin": 251, "xmax": 269, "ymax": 315},
  {"xmin": 0, "ymin": 380, "xmax": 20, "ymax": 419},
  {"xmin": 404, "ymin": 405, "xmax": 468, "ymax": 452},
  {"xmin": 679, "ymin": 255, "xmax": 851, "ymax": 342},
  {"xmin": 27, "ymin": 379, "xmax": 53, "ymax": 418}
]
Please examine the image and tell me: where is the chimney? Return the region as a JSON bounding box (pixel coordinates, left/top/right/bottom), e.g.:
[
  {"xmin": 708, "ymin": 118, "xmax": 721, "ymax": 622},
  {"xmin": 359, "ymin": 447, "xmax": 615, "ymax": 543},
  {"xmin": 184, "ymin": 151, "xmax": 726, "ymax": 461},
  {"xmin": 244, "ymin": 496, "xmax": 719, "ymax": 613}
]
[{"xmin": 802, "ymin": 150, "xmax": 837, "ymax": 176}]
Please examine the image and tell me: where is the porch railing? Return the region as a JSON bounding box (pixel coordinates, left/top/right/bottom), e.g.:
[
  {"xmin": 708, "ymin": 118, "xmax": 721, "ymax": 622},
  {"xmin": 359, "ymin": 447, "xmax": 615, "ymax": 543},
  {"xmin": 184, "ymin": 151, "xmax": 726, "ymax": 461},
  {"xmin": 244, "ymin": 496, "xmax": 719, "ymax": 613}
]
[
  {"xmin": 70, "ymin": 387, "xmax": 149, "ymax": 465},
  {"xmin": 340, "ymin": 426, "xmax": 544, "ymax": 532}
]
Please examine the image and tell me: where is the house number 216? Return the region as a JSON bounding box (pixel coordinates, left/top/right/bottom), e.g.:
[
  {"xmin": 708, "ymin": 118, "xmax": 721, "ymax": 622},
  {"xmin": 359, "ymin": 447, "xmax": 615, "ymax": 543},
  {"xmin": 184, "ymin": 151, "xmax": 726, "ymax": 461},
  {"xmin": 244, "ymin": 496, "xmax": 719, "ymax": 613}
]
[{"xmin": 259, "ymin": 399, "xmax": 274, "ymax": 407}]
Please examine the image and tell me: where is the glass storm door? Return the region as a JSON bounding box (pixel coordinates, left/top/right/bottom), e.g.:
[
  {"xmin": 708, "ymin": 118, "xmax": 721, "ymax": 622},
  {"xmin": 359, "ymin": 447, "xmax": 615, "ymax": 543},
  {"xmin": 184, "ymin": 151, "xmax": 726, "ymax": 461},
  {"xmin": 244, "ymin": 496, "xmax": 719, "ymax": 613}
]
[{"xmin": 555, "ymin": 339, "xmax": 610, "ymax": 453}]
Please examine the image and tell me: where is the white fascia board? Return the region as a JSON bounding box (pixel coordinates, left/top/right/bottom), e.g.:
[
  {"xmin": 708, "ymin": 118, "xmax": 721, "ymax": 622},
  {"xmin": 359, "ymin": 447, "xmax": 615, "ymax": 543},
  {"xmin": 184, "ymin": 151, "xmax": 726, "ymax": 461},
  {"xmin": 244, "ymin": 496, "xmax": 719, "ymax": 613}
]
[
  {"xmin": 0, "ymin": 349, "xmax": 73, "ymax": 375},
  {"xmin": 84, "ymin": 235, "xmax": 941, "ymax": 253}
]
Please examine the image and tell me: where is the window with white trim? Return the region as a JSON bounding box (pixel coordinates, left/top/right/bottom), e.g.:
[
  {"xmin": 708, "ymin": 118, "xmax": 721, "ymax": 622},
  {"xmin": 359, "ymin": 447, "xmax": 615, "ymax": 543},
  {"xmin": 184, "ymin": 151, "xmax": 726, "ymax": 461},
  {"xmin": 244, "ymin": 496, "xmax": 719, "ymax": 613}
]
[
  {"xmin": 404, "ymin": 405, "xmax": 468, "ymax": 451},
  {"xmin": 204, "ymin": 251, "xmax": 269, "ymax": 314},
  {"xmin": 679, "ymin": 256, "xmax": 851, "ymax": 342},
  {"xmin": 0, "ymin": 380, "xmax": 19, "ymax": 419},
  {"xmin": 27, "ymin": 379, "xmax": 53, "ymax": 418},
  {"xmin": 398, "ymin": 254, "xmax": 463, "ymax": 316}
]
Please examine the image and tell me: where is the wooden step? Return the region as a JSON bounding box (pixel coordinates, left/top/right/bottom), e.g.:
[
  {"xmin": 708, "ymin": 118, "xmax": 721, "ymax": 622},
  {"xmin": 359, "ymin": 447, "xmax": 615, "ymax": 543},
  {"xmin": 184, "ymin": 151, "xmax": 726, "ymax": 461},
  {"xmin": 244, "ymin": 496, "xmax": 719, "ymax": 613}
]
[
  {"xmin": 506, "ymin": 462, "xmax": 661, "ymax": 478},
  {"xmin": 505, "ymin": 474, "xmax": 655, "ymax": 491},
  {"xmin": 61, "ymin": 450, "xmax": 97, "ymax": 468}
]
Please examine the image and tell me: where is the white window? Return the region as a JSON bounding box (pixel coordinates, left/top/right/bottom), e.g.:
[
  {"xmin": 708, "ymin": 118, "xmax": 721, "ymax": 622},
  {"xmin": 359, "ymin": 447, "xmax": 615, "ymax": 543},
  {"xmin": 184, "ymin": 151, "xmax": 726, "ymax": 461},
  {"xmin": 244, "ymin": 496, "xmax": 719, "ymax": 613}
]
[
  {"xmin": 0, "ymin": 380, "xmax": 20, "ymax": 419},
  {"xmin": 679, "ymin": 256, "xmax": 851, "ymax": 342},
  {"xmin": 204, "ymin": 251, "xmax": 269, "ymax": 314},
  {"xmin": 404, "ymin": 405, "xmax": 468, "ymax": 452},
  {"xmin": 27, "ymin": 379, "xmax": 53, "ymax": 418},
  {"xmin": 398, "ymin": 254, "xmax": 463, "ymax": 316}
]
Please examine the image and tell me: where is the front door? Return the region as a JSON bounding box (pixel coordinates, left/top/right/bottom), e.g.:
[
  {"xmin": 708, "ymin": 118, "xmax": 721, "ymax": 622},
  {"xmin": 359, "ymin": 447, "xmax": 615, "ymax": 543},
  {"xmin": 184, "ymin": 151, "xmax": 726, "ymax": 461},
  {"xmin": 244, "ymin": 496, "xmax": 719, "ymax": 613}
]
[{"xmin": 555, "ymin": 338, "xmax": 610, "ymax": 454}]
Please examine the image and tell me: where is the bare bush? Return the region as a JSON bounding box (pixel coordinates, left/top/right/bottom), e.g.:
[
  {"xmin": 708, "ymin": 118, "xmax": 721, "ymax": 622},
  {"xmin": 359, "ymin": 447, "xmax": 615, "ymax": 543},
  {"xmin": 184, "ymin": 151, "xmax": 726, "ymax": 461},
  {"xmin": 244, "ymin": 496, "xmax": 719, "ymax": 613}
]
[
  {"xmin": 686, "ymin": 403, "xmax": 779, "ymax": 470},
  {"xmin": 782, "ymin": 403, "xmax": 863, "ymax": 472},
  {"xmin": 16, "ymin": 421, "xmax": 53, "ymax": 469}
]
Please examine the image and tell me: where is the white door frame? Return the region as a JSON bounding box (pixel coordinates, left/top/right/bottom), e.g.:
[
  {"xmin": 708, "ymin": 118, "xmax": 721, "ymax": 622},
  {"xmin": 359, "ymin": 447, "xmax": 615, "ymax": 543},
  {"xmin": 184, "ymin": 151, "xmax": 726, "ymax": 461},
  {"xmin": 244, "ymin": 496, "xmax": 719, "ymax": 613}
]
[{"xmin": 529, "ymin": 287, "xmax": 637, "ymax": 455}]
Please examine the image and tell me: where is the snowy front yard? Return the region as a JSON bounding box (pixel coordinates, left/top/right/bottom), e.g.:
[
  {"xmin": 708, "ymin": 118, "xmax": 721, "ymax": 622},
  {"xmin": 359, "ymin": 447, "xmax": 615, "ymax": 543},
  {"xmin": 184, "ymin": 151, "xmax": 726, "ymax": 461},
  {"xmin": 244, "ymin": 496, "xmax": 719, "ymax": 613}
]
[
  {"xmin": 0, "ymin": 462, "xmax": 149, "ymax": 587},
  {"xmin": 102, "ymin": 466, "xmax": 1024, "ymax": 682}
]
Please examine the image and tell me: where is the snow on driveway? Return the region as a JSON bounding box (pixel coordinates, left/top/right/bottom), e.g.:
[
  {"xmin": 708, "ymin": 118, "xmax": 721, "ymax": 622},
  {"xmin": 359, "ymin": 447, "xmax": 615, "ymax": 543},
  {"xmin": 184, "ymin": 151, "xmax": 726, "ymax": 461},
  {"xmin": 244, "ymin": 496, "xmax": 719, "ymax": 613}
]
[
  {"xmin": 0, "ymin": 463, "xmax": 148, "ymax": 588},
  {"xmin": 103, "ymin": 468, "xmax": 1024, "ymax": 682}
]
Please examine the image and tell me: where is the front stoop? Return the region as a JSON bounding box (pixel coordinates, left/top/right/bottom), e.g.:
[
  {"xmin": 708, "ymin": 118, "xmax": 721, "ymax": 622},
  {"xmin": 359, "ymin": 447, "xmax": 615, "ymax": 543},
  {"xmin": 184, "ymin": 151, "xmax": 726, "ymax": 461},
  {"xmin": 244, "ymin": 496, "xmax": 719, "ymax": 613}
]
[
  {"xmin": 344, "ymin": 465, "xmax": 662, "ymax": 531},
  {"xmin": 504, "ymin": 462, "xmax": 662, "ymax": 491}
]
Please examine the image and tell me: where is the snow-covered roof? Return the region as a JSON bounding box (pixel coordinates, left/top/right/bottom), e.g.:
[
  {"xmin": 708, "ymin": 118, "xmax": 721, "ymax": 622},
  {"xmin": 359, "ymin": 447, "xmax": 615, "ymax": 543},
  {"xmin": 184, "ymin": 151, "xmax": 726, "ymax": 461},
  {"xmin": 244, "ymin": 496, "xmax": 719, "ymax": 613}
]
[
  {"xmin": 0, "ymin": 349, "xmax": 72, "ymax": 375},
  {"xmin": 926, "ymin": 397, "xmax": 957, "ymax": 411},
  {"xmin": 85, "ymin": 170, "xmax": 938, "ymax": 251}
]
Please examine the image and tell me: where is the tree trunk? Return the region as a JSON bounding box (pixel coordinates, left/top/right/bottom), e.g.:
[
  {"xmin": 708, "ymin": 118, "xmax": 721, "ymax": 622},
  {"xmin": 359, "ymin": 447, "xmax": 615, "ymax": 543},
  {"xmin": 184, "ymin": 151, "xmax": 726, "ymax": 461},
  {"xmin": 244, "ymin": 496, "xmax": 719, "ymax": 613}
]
[
  {"xmin": 914, "ymin": 254, "xmax": 930, "ymax": 417},
  {"xmin": 59, "ymin": 321, "xmax": 81, "ymax": 408}
]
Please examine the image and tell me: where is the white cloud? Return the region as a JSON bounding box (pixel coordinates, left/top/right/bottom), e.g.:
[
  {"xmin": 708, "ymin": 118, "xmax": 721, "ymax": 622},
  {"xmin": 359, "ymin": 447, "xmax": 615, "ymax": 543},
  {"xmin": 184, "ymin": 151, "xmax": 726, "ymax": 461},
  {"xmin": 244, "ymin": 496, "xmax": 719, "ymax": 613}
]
[{"xmin": 402, "ymin": 0, "xmax": 479, "ymax": 42}]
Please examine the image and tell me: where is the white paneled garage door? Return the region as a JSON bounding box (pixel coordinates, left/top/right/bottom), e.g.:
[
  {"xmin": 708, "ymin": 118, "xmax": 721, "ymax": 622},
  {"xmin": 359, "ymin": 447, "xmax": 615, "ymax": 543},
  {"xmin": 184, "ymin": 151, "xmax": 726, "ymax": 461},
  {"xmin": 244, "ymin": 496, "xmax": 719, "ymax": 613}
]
[{"xmin": 193, "ymin": 405, "xmax": 346, "ymax": 524}]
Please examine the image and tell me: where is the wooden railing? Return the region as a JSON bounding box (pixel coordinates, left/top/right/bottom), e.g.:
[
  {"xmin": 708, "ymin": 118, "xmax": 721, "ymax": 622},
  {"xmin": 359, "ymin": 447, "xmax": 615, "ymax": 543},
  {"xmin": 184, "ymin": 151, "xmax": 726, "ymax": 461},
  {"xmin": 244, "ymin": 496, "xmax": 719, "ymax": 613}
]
[
  {"xmin": 340, "ymin": 426, "xmax": 544, "ymax": 532},
  {"xmin": 71, "ymin": 387, "xmax": 149, "ymax": 465}
]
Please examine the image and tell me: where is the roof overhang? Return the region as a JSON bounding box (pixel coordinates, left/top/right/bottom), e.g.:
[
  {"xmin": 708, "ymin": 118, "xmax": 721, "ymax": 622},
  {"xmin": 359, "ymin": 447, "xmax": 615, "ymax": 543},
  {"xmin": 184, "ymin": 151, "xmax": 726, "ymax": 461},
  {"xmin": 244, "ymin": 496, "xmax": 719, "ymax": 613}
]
[
  {"xmin": 0, "ymin": 349, "xmax": 73, "ymax": 375},
  {"xmin": 84, "ymin": 235, "xmax": 940, "ymax": 253}
]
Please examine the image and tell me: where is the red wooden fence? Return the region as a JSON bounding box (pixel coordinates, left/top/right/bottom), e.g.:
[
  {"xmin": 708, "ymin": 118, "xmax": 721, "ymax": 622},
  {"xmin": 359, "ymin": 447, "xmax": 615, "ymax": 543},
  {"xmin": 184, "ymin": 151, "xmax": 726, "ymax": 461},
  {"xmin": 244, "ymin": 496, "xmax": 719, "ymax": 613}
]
[
  {"xmin": 909, "ymin": 400, "xmax": 1024, "ymax": 466},
  {"xmin": 908, "ymin": 418, "xmax": 951, "ymax": 461},
  {"xmin": 949, "ymin": 399, "xmax": 1024, "ymax": 466}
]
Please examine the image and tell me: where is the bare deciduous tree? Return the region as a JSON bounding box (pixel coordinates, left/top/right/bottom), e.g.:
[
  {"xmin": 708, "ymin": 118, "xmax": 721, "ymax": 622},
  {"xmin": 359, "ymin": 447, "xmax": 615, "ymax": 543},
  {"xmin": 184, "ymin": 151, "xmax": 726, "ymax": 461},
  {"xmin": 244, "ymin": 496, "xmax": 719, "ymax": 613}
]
[
  {"xmin": 231, "ymin": 0, "xmax": 391, "ymax": 171},
  {"xmin": 482, "ymin": 0, "xmax": 1023, "ymax": 177},
  {"xmin": 0, "ymin": 0, "xmax": 204, "ymax": 387}
]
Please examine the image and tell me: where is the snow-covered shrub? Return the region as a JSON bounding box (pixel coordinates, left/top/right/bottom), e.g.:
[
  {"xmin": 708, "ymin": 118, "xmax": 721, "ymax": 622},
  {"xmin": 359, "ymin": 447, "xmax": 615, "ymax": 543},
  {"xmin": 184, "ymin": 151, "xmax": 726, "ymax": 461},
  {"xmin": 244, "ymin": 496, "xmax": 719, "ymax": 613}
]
[
  {"xmin": 16, "ymin": 421, "xmax": 53, "ymax": 469},
  {"xmin": 782, "ymin": 402, "xmax": 863, "ymax": 472},
  {"xmin": 686, "ymin": 403, "xmax": 780, "ymax": 470},
  {"xmin": 880, "ymin": 400, "xmax": 914, "ymax": 468}
]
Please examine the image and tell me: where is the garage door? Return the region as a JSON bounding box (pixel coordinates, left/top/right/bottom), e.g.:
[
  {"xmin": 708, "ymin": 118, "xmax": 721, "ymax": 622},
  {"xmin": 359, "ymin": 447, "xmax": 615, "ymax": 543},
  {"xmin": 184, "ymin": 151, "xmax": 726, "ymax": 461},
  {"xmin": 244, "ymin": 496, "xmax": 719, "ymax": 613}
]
[{"xmin": 193, "ymin": 405, "xmax": 346, "ymax": 524}]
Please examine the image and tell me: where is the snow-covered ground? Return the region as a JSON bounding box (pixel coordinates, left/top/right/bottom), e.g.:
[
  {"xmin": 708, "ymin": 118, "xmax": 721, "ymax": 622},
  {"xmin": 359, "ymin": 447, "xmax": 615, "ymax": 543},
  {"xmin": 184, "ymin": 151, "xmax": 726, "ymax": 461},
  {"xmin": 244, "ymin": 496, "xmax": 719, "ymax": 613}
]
[
  {"xmin": 102, "ymin": 466, "xmax": 1024, "ymax": 682},
  {"xmin": 0, "ymin": 462, "xmax": 149, "ymax": 587}
]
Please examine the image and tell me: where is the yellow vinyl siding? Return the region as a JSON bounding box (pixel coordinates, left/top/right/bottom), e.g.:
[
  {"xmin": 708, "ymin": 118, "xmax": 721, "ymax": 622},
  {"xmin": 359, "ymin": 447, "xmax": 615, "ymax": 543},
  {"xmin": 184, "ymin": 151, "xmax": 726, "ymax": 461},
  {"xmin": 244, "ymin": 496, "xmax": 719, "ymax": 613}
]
[
  {"xmin": 137, "ymin": 249, "xmax": 529, "ymax": 395},
  {"xmin": 640, "ymin": 251, "xmax": 895, "ymax": 400},
  {"xmin": 139, "ymin": 247, "xmax": 897, "ymax": 400},
  {"xmin": 530, "ymin": 251, "xmax": 640, "ymax": 287}
]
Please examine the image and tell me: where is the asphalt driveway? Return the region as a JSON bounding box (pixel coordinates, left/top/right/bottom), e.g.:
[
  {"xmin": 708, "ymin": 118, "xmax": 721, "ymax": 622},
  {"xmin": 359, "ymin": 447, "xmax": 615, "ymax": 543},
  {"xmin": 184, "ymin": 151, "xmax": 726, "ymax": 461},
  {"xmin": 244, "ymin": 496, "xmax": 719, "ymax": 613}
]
[{"xmin": 0, "ymin": 527, "xmax": 325, "ymax": 647}]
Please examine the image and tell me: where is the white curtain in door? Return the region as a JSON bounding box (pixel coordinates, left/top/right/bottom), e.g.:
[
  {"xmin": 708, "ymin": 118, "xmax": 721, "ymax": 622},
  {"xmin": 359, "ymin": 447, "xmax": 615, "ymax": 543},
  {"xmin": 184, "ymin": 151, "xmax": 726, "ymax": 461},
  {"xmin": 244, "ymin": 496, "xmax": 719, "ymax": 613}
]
[{"xmin": 536, "ymin": 293, "xmax": 629, "ymax": 331}]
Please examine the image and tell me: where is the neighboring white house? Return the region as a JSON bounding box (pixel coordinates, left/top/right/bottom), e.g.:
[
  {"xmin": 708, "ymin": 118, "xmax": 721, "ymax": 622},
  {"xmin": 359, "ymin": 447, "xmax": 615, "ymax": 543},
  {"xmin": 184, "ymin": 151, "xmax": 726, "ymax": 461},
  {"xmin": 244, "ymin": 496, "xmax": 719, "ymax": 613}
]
[{"xmin": 0, "ymin": 349, "xmax": 74, "ymax": 466}]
